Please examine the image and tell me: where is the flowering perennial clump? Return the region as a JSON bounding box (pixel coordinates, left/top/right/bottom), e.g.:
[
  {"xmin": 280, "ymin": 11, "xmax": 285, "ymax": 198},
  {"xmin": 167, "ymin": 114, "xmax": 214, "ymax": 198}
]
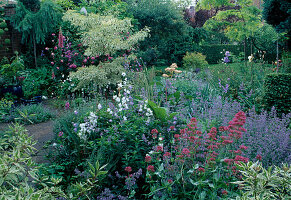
[{"xmin": 145, "ymin": 111, "xmax": 250, "ymax": 198}]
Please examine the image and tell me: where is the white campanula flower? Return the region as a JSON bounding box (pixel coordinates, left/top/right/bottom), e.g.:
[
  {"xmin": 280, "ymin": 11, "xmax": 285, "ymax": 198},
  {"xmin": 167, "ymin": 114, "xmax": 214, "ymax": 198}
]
[
  {"xmin": 117, "ymin": 83, "xmax": 123, "ymax": 88},
  {"xmin": 122, "ymin": 72, "xmax": 126, "ymax": 77},
  {"xmin": 98, "ymin": 103, "xmax": 102, "ymax": 110},
  {"xmin": 123, "ymin": 116, "xmax": 127, "ymax": 121},
  {"xmin": 115, "ymin": 97, "xmax": 120, "ymax": 102}
]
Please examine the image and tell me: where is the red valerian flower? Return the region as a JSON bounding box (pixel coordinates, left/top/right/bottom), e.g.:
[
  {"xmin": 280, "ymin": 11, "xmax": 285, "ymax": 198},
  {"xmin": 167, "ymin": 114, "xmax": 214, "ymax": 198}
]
[
  {"xmin": 125, "ymin": 166, "xmax": 132, "ymax": 173},
  {"xmin": 147, "ymin": 165, "xmax": 155, "ymax": 172},
  {"xmin": 222, "ymin": 189, "xmax": 228, "ymax": 195},
  {"xmin": 156, "ymin": 145, "xmax": 163, "ymax": 152},
  {"xmin": 198, "ymin": 167, "xmax": 205, "ymax": 172},
  {"xmin": 239, "ymin": 145, "xmax": 248, "ymax": 150},
  {"xmin": 256, "ymin": 154, "xmax": 262, "ymax": 161},
  {"xmin": 145, "ymin": 156, "xmax": 152, "ymax": 163}
]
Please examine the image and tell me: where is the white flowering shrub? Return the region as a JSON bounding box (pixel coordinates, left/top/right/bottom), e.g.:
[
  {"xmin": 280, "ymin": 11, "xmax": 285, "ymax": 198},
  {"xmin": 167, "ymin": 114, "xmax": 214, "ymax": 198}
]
[{"xmin": 76, "ymin": 73, "xmax": 153, "ymax": 141}]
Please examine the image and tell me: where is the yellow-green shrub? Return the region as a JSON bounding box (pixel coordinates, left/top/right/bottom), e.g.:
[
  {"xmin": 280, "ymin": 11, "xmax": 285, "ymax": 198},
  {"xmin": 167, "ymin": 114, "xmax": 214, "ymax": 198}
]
[{"xmin": 182, "ymin": 52, "xmax": 208, "ymax": 71}]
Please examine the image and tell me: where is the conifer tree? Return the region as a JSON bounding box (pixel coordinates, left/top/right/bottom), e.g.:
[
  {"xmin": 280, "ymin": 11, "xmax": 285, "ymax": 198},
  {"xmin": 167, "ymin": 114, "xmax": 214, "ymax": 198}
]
[{"xmin": 10, "ymin": 0, "xmax": 62, "ymax": 67}]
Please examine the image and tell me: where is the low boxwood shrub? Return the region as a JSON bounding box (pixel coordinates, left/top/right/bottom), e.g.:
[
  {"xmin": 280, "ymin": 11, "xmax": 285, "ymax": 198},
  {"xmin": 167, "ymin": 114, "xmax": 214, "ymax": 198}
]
[{"xmin": 263, "ymin": 73, "xmax": 291, "ymax": 115}]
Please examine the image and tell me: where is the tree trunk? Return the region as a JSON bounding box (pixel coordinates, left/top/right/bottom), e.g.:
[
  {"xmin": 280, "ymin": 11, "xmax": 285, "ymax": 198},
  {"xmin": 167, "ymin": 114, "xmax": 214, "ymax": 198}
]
[
  {"xmin": 33, "ymin": 35, "xmax": 38, "ymax": 68},
  {"xmin": 244, "ymin": 38, "xmax": 247, "ymax": 66},
  {"xmin": 276, "ymin": 37, "xmax": 279, "ymax": 72}
]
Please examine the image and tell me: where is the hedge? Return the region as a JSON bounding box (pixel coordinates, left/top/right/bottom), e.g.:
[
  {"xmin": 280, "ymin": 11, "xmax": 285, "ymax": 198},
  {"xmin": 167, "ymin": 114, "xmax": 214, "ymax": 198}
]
[
  {"xmin": 199, "ymin": 44, "xmax": 252, "ymax": 64},
  {"xmin": 263, "ymin": 73, "xmax": 291, "ymax": 115}
]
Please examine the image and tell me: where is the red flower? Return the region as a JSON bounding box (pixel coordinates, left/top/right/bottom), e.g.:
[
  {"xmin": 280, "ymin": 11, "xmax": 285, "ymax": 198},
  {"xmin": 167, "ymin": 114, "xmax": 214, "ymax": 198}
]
[
  {"xmin": 234, "ymin": 155, "xmax": 249, "ymax": 163},
  {"xmin": 256, "ymin": 154, "xmax": 262, "ymax": 161},
  {"xmin": 222, "ymin": 189, "xmax": 228, "ymax": 195},
  {"xmin": 198, "ymin": 167, "xmax": 205, "ymax": 172},
  {"xmin": 174, "ymin": 134, "xmax": 180, "ymax": 139},
  {"xmin": 125, "ymin": 166, "xmax": 132, "ymax": 173},
  {"xmin": 163, "ymin": 152, "xmax": 171, "ymax": 158},
  {"xmin": 147, "ymin": 165, "xmax": 155, "ymax": 172},
  {"xmin": 151, "ymin": 129, "xmax": 158, "ymax": 134},
  {"xmin": 156, "ymin": 145, "xmax": 163, "ymax": 152},
  {"xmin": 170, "ymin": 126, "xmax": 175, "ymax": 130},
  {"xmin": 58, "ymin": 131, "xmax": 63, "ymax": 137},
  {"xmin": 182, "ymin": 148, "xmax": 190, "ymax": 155},
  {"xmin": 167, "ymin": 179, "xmax": 173, "ymax": 183},
  {"xmin": 239, "ymin": 145, "xmax": 248, "ymax": 150},
  {"xmin": 145, "ymin": 156, "xmax": 152, "ymax": 163}
]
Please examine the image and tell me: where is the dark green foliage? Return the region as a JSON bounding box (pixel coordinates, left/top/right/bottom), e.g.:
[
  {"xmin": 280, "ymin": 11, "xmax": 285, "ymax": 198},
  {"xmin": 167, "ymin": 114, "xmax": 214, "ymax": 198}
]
[
  {"xmin": 263, "ymin": 73, "xmax": 291, "ymax": 115},
  {"xmin": 19, "ymin": 0, "xmax": 40, "ymax": 11},
  {"xmin": 21, "ymin": 67, "xmax": 57, "ymax": 98},
  {"xmin": 127, "ymin": 0, "xmax": 201, "ymax": 66},
  {"xmin": 199, "ymin": 44, "xmax": 251, "ymax": 64},
  {"xmin": 10, "ymin": 0, "xmax": 62, "ymax": 45},
  {"xmin": 263, "ymin": 0, "xmax": 291, "ymax": 50},
  {"xmin": 262, "ymin": 0, "xmax": 291, "ymax": 34}
]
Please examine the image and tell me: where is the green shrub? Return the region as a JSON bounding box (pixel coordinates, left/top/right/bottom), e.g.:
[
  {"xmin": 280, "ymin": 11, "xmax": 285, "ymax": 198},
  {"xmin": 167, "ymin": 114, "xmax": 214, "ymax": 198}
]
[
  {"xmin": 263, "ymin": 73, "xmax": 291, "ymax": 114},
  {"xmin": 182, "ymin": 52, "xmax": 208, "ymax": 71},
  {"xmin": 21, "ymin": 67, "xmax": 56, "ymax": 98},
  {"xmin": 0, "ymin": 124, "xmax": 66, "ymax": 199},
  {"xmin": 199, "ymin": 44, "xmax": 252, "ymax": 64}
]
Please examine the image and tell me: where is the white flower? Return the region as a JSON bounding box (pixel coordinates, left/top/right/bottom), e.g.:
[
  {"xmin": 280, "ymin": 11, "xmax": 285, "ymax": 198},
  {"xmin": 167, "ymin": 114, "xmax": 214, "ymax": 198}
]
[
  {"xmin": 149, "ymin": 151, "xmax": 154, "ymax": 155},
  {"xmin": 89, "ymin": 112, "xmax": 97, "ymax": 118},
  {"xmin": 98, "ymin": 104, "xmax": 102, "ymax": 110},
  {"xmin": 52, "ymin": 143, "xmax": 57, "ymax": 147},
  {"xmin": 113, "ymin": 95, "xmax": 117, "ymax": 100},
  {"xmin": 107, "ymin": 108, "xmax": 111, "ymax": 112},
  {"xmin": 42, "ymin": 96, "xmax": 48, "ymax": 100},
  {"xmin": 123, "ymin": 116, "xmax": 127, "ymax": 121},
  {"xmin": 109, "ymin": 111, "xmax": 113, "ymax": 114},
  {"xmin": 122, "ymin": 72, "xmax": 126, "ymax": 77},
  {"xmin": 115, "ymin": 97, "xmax": 120, "ymax": 102},
  {"xmin": 118, "ymin": 103, "xmax": 122, "ymax": 108},
  {"xmin": 117, "ymin": 83, "xmax": 123, "ymax": 88}
]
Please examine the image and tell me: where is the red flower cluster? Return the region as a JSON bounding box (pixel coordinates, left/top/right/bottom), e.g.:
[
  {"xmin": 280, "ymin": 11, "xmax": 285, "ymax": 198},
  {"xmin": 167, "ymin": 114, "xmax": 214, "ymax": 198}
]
[
  {"xmin": 125, "ymin": 166, "xmax": 132, "ymax": 173},
  {"xmin": 145, "ymin": 155, "xmax": 152, "ymax": 163},
  {"xmin": 147, "ymin": 165, "xmax": 155, "ymax": 172},
  {"xmin": 151, "ymin": 129, "xmax": 158, "ymax": 139}
]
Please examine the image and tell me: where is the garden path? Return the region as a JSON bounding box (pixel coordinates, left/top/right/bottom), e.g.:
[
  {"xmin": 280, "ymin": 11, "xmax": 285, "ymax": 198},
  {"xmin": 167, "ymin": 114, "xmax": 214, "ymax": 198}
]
[{"xmin": 0, "ymin": 120, "xmax": 55, "ymax": 164}]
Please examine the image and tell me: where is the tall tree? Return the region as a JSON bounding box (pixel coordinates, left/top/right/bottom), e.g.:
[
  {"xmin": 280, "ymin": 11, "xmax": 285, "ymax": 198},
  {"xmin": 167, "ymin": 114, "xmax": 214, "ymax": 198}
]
[
  {"xmin": 10, "ymin": 0, "xmax": 62, "ymax": 67},
  {"xmin": 202, "ymin": 0, "xmax": 262, "ymax": 64},
  {"xmin": 262, "ymin": 0, "xmax": 291, "ymax": 50}
]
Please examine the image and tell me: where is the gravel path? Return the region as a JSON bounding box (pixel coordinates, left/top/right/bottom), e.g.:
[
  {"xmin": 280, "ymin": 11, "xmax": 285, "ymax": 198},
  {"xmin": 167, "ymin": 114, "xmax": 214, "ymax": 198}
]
[{"xmin": 0, "ymin": 120, "xmax": 55, "ymax": 163}]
